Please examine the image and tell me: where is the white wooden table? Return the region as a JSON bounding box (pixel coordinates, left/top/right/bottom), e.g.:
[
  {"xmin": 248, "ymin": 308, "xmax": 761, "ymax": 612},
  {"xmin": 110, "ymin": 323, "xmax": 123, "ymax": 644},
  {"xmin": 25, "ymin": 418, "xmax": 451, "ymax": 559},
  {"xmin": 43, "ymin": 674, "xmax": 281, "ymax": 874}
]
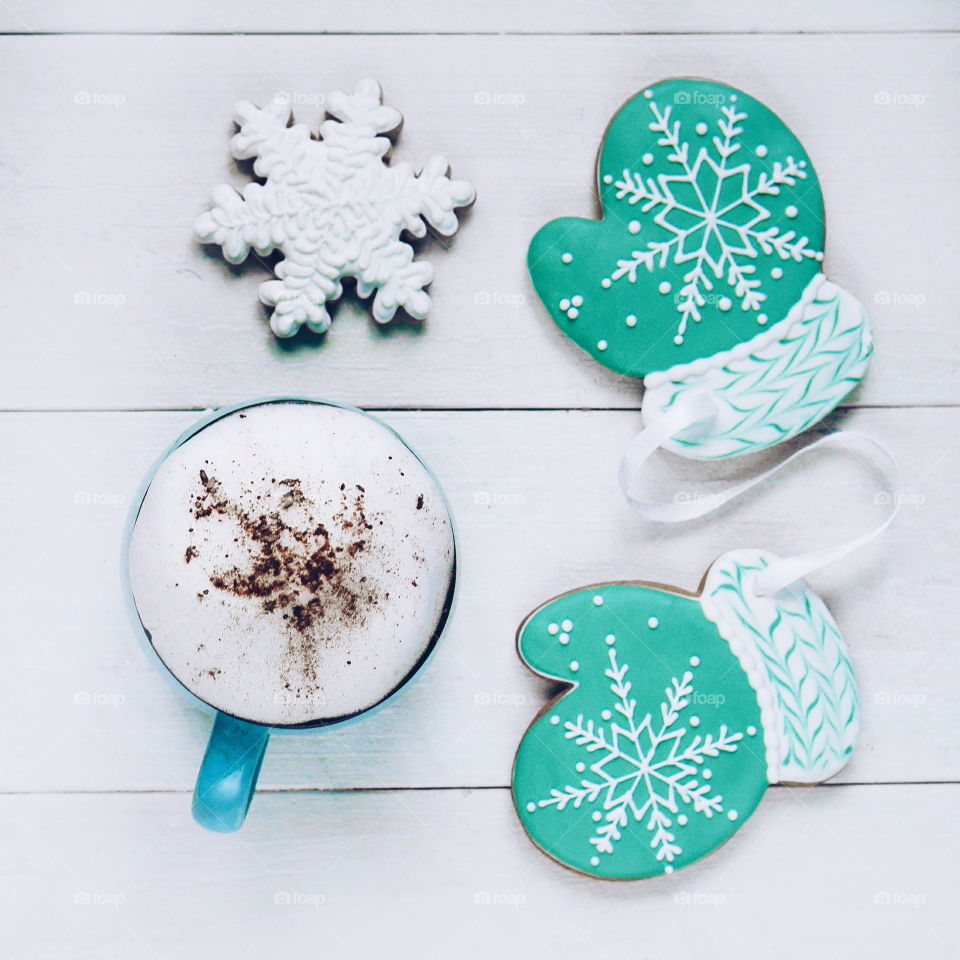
[{"xmin": 1, "ymin": 3, "xmax": 958, "ymax": 957}]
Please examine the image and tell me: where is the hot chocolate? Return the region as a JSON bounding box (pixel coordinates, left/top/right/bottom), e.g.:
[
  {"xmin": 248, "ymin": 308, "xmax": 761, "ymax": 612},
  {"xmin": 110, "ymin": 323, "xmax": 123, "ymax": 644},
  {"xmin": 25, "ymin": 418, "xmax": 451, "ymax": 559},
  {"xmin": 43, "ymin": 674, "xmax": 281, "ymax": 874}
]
[{"xmin": 128, "ymin": 401, "xmax": 455, "ymax": 727}]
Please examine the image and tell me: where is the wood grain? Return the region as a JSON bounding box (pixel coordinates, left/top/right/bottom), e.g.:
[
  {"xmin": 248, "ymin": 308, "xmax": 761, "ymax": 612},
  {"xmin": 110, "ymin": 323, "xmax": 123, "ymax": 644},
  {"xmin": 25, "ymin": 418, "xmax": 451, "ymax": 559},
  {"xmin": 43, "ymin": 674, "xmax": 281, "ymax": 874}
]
[
  {"xmin": 0, "ymin": 34, "xmax": 956, "ymax": 409},
  {"xmin": 1, "ymin": 16, "xmax": 955, "ymax": 956},
  {"xmin": 0, "ymin": 1, "xmax": 956, "ymax": 34},
  {"xmin": 1, "ymin": 786, "xmax": 956, "ymax": 959}
]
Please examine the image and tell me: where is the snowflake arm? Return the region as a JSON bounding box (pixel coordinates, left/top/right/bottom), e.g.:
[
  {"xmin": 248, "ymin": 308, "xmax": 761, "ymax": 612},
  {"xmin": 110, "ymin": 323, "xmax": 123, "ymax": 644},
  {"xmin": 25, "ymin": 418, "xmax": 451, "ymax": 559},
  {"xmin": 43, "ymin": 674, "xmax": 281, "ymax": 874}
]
[{"xmin": 605, "ymin": 648, "xmax": 639, "ymax": 735}]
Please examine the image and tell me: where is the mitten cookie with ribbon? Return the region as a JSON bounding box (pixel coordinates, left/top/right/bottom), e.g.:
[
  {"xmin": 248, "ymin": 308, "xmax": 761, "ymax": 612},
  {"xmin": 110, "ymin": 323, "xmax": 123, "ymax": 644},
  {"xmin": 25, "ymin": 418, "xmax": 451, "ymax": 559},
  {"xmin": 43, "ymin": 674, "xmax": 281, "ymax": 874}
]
[
  {"xmin": 512, "ymin": 549, "xmax": 859, "ymax": 878},
  {"xmin": 528, "ymin": 79, "xmax": 872, "ymax": 459}
]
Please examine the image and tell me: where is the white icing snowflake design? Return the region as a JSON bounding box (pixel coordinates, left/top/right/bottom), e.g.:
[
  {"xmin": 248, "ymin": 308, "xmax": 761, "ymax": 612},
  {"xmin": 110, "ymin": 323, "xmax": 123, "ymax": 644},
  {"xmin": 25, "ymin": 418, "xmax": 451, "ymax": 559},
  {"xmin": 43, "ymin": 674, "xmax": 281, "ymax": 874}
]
[
  {"xmin": 534, "ymin": 648, "xmax": 743, "ymax": 868},
  {"xmin": 606, "ymin": 93, "xmax": 823, "ymax": 345},
  {"xmin": 195, "ymin": 78, "xmax": 475, "ymax": 337}
]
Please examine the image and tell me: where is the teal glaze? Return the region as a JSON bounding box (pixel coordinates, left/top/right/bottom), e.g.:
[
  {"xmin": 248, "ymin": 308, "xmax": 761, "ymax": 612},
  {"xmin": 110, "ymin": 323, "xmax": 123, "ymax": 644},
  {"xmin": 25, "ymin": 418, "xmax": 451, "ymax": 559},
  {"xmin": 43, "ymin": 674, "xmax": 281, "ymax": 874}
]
[
  {"xmin": 122, "ymin": 397, "xmax": 458, "ymax": 832},
  {"xmin": 193, "ymin": 713, "xmax": 271, "ymax": 832}
]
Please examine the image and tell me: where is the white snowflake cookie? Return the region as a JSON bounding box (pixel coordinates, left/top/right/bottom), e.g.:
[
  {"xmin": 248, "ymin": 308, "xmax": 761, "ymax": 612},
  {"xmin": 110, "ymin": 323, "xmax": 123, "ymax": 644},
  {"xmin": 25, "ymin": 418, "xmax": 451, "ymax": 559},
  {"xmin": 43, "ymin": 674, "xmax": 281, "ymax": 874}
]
[
  {"xmin": 528, "ymin": 78, "xmax": 872, "ymax": 459},
  {"xmin": 195, "ymin": 78, "xmax": 475, "ymax": 337},
  {"xmin": 512, "ymin": 549, "xmax": 859, "ymax": 878}
]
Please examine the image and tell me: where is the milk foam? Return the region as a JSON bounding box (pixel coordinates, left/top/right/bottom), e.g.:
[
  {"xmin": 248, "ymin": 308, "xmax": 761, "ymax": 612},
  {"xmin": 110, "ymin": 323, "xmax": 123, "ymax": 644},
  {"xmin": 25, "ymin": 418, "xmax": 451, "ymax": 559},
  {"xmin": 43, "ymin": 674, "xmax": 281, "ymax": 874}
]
[{"xmin": 129, "ymin": 401, "xmax": 455, "ymax": 726}]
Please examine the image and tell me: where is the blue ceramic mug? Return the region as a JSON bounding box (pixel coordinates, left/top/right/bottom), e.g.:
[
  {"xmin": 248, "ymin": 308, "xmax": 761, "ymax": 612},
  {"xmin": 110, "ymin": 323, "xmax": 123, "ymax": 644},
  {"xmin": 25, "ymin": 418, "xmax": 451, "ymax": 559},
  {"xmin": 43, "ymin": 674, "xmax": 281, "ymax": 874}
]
[{"xmin": 124, "ymin": 398, "xmax": 457, "ymax": 831}]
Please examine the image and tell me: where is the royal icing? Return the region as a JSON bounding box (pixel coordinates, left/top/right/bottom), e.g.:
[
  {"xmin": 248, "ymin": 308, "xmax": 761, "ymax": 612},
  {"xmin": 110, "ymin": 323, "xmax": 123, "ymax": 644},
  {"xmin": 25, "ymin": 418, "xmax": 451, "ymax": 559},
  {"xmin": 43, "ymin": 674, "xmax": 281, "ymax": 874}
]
[
  {"xmin": 512, "ymin": 549, "xmax": 859, "ymax": 878},
  {"xmin": 528, "ymin": 77, "xmax": 871, "ymax": 462},
  {"xmin": 195, "ymin": 78, "xmax": 475, "ymax": 337},
  {"xmin": 642, "ymin": 279, "xmax": 873, "ymax": 459},
  {"xmin": 529, "ymin": 79, "xmax": 824, "ymax": 374}
]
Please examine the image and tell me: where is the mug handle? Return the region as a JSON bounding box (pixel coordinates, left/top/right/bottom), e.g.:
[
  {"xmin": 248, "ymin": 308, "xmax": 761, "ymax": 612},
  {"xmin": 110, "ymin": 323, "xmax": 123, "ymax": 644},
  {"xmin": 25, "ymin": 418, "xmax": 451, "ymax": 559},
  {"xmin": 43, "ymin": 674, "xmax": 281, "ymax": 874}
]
[{"xmin": 192, "ymin": 711, "xmax": 270, "ymax": 832}]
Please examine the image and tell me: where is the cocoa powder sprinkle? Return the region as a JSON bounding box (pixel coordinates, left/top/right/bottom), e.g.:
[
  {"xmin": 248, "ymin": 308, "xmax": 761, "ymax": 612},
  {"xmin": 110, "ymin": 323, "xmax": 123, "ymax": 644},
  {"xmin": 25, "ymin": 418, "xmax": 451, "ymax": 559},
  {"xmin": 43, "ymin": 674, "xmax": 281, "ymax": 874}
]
[{"xmin": 186, "ymin": 468, "xmax": 394, "ymax": 696}]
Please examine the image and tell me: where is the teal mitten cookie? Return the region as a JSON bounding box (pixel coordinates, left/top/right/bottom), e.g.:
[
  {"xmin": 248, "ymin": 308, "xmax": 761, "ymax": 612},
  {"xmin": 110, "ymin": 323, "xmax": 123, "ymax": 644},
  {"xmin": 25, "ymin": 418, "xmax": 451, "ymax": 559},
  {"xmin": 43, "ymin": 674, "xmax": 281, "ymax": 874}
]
[
  {"xmin": 528, "ymin": 79, "xmax": 872, "ymax": 459},
  {"xmin": 512, "ymin": 549, "xmax": 859, "ymax": 878}
]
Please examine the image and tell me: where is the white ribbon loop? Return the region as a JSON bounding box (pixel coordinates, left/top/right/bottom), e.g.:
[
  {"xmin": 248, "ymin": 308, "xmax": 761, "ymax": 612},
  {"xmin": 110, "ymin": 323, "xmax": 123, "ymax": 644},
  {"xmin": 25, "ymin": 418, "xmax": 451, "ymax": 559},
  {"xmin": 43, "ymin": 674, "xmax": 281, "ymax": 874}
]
[{"xmin": 619, "ymin": 395, "xmax": 900, "ymax": 596}]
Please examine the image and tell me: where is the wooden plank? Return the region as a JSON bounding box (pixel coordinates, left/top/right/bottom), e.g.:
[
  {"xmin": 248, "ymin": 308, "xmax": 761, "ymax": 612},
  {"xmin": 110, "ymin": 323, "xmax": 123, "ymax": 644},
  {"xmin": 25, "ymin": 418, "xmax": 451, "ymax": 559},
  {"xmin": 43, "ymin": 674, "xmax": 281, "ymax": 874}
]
[
  {"xmin": 0, "ymin": 1, "xmax": 956, "ymax": 34},
  {"xmin": 0, "ymin": 34, "xmax": 956, "ymax": 409},
  {"xmin": 0, "ymin": 406, "xmax": 954, "ymax": 792},
  {"xmin": 0, "ymin": 785, "xmax": 956, "ymax": 958}
]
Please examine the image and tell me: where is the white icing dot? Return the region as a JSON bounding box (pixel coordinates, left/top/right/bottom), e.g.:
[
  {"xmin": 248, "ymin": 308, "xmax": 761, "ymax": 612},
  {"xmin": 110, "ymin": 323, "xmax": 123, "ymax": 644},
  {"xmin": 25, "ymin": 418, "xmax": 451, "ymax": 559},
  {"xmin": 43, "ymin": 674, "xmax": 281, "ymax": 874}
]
[
  {"xmin": 718, "ymin": 296, "xmax": 732, "ymax": 312},
  {"xmin": 729, "ymin": 94, "xmax": 737, "ymax": 102},
  {"xmin": 559, "ymin": 633, "xmax": 570, "ymax": 645},
  {"xmin": 689, "ymin": 716, "xmax": 701, "ymax": 728},
  {"xmin": 601, "ymin": 277, "xmax": 612, "ymax": 288},
  {"xmin": 747, "ymin": 725, "xmax": 757, "ymax": 736},
  {"xmin": 658, "ymin": 281, "xmax": 671, "ymax": 295},
  {"xmin": 603, "ymin": 174, "xmax": 613, "ymax": 184},
  {"xmin": 592, "ymin": 811, "xmax": 602, "ymax": 822},
  {"xmin": 628, "ymin": 220, "xmax": 641, "ymax": 234},
  {"xmin": 689, "ymin": 656, "xmax": 700, "ymax": 667},
  {"xmin": 695, "ymin": 122, "xmax": 708, "ymax": 135},
  {"xmin": 673, "ymin": 335, "xmax": 683, "ymax": 345},
  {"xmin": 593, "ymin": 595, "xmax": 604, "ymax": 606},
  {"xmin": 596, "ymin": 339, "xmax": 608, "ymax": 351},
  {"xmin": 571, "ymin": 295, "xmax": 583, "ymax": 308},
  {"xmin": 625, "ymin": 314, "xmax": 638, "ymax": 327},
  {"xmin": 815, "ymin": 251, "xmax": 824, "ymax": 262},
  {"xmin": 561, "ymin": 252, "xmax": 573, "ymax": 264},
  {"xmin": 727, "ymin": 810, "xmax": 739, "ymax": 822},
  {"xmin": 643, "ymin": 89, "xmax": 653, "ymax": 99},
  {"xmin": 757, "ymin": 313, "xmax": 768, "ymax": 325},
  {"xmin": 642, "ymin": 152, "xmax": 654, "ymax": 165},
  {"xmin": 770, "ymin": 267, "xmax": 783, "ymax": 280},
  {"xmin": 569, "ymin": 661, "xmax": 580, "ymax": 672},
  {"xmin": 567, "ymin": 308, "xmax": 579, "ymax": 320},
  {"xmin": 526, "ymin": 802, "xmax": 536, "ymax": 812},
  {"xmin": 576, "ymin": 762, "xmax": 586, "ymax": 773},
  {"xmin": 785, "ymin": 205, "xmax": 798, "ymax": 219},
  {"xmin": 664, "ymin": 865, "xmax": 674, "ymax": 874},
  {"xmin": 550, "ymin": 715, "xmax": 560, "ymax": 725},
  {"xmin": 799, "ymin": 160, "xmax": 807, "ymax": 168},
  {"xmin": 601, "ymin": 709, "xmax": 612, "ymax": 720},
  {"xmin": 561, "ymin": 619, "xmax": 573, "ymax": 631},
  {"xmin": 755, "ymin": 144, "xmax": 767, "ymax": 158},
  {"xmin": 559, "ymin": 298, "xmax": 570, "ymax": 311},
  {"xmin": 605, "ymin": 634, "xmax": 616, "ymax": 645},
  {"xmin": 647, "ymin": 617, "xmax": 659, "ymax": 629},
  {"xmin": 547, "ymin": 623, "xmax": 559, "ymax": 635},
  {"xmin": 590, "ymin": 856, "xmax": 600, "ymax": 867},
  {"xmin": 677, "ymin": 814, "xmax": 688, "ymax": 826},
  {"xmin": 702, "ymin": 769, "xmax": 712, "ymax": 780}
]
